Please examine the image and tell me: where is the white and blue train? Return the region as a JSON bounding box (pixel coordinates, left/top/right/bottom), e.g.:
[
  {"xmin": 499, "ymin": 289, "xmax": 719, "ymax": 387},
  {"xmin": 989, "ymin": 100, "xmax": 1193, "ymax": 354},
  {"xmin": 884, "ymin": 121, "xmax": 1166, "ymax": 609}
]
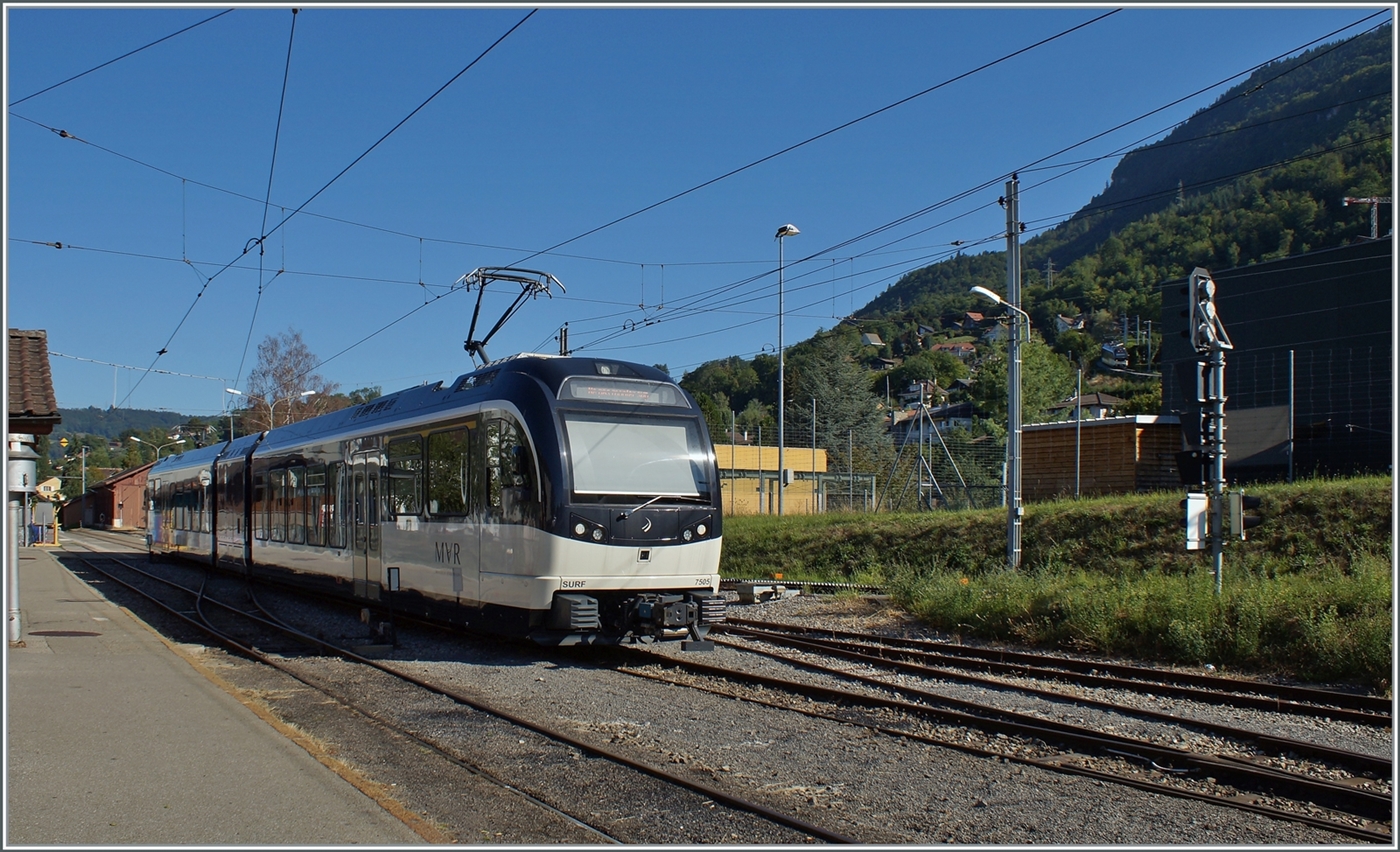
[{"xmin": 146, "ymin": 354, "xmax": 726, "ymax": 647}]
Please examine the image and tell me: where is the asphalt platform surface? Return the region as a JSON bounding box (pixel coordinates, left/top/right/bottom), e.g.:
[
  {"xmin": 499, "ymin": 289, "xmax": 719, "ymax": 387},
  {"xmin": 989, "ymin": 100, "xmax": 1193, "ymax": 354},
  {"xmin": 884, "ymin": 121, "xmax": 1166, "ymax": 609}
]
[{"xmin": 5, "ymin": 542, "xmax": 424, "ymax": 846}]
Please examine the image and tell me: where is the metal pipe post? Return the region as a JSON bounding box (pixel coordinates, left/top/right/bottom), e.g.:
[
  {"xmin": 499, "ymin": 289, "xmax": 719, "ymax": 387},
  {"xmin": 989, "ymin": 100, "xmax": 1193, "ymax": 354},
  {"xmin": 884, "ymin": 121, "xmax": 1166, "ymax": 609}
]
[
  {"xmin": 8, "ymin": 498, "xmax": 21, "ymax": 646},
  {"xmin": 777, "ymin": 236, "xmax": 786, "ymax": 516},
  {"xmin": 1208, "ymin": 347, "xmax": 1228, "ymax": 595},
  {"xmin": 1075, "ymin": 364, "xmax": 1082, "ymax": 498}
]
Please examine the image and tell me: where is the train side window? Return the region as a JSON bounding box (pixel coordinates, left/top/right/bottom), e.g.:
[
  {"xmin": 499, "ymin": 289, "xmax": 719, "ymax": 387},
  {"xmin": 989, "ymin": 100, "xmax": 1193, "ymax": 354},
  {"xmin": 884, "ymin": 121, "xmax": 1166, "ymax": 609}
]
[
  {"xmin": 270, "ymin": 469, "xmax": 287, "ymax": 542},
  {"xmin": 326, "ymin": 462, "xmax": 346, "ymax": 548},
  {"xmin": 288, "ymin": 466, "xmax": 306, "ymax": 544},
  {"xmin": 253, "ymin": 472, "xmax": 267, "ymax": 540},
  {"xmin": 305, "ymin": 465, "xmax": 326, "ymax": 547},
  {"xmin": 488, "ymin": 415, "xmax": 538, "ymax": 525},
  {"xmin": 427, "ymin": 428, "xmax": 472, "ymax": 516},
  {"xmin": 388, "ymin": 437, "xmax": 422, "ymax": 517}
]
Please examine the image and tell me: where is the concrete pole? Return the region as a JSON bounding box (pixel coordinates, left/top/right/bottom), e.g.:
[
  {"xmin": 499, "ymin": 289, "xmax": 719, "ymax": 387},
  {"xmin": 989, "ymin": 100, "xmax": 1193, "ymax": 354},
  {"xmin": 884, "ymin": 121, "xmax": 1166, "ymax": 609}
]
[{"xmin": 1004, "ymin": 176, "xmax": 1023, "ymax": 570}]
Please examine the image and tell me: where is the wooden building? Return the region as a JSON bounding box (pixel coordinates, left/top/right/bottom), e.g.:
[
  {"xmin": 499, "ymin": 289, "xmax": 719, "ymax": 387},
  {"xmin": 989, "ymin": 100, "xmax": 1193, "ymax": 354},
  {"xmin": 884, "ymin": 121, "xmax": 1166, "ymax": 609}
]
[
  {"xmin": 1022, "ymin": 415, "xmax": 1181, "ymax": 501},
  {"xmin": 60, "ymin": 461, "xmax": 153, "ymax": 530},
  {"xmin": 713, "ymin": 445, "xmax": 833, "ymax": 515}
]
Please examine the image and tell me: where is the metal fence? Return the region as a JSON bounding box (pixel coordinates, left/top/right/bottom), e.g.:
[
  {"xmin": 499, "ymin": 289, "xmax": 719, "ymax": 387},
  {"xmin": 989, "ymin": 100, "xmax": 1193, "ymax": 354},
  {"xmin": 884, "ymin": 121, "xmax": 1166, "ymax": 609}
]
[{"xmin": 720, "ymin": 420, "xmax": 1007, "ymax": 515}]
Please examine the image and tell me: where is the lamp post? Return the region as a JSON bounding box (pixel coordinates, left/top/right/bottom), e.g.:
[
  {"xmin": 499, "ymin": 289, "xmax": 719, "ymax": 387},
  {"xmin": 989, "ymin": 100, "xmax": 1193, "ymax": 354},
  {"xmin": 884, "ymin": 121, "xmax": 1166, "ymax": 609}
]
[
  {"xmin": 130, "ymin": 435, "xmax": 186, "ymax": 460},
  {"xmin": 225, "ymin": 388, "xmax": 316, "ymax": 430},
  {"xmin": 775, "ymin": 223, "xmax": 799, "ymax": 516},
  {"xmin": 970, "ymin": 285, "xmax": 1030, "ymax": 570},
  {"xmin": 223, "ymin": 388, "xmax": 242, "ymax": 440}
]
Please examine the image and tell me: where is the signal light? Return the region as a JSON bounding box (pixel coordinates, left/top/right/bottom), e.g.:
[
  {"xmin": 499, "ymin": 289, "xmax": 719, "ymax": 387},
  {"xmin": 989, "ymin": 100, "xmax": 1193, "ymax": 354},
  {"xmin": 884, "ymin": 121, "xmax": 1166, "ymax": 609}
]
[{"xmin": 1228, "ymin": 491, "xmax": 1263, "ymax": 540}]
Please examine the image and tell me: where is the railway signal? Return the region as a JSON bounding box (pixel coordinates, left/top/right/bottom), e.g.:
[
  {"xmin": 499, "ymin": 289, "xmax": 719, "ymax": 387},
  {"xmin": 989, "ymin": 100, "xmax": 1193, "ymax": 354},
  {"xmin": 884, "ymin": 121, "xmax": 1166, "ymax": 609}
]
[
  {"xmin": 1178, "ymin": 267, "xmax": 1234, "ymax": 594},
  {"xmin": 1228, "ymin": 491, "xmax": 1263, "ymax": 540}
]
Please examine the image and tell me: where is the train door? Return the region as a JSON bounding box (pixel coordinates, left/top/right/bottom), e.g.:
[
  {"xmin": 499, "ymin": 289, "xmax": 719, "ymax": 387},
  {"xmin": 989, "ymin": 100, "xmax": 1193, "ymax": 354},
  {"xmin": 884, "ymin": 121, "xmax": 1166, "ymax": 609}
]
[{"xmin": 351, "ymin": 451, "xmax": 382, "ymax": 600}]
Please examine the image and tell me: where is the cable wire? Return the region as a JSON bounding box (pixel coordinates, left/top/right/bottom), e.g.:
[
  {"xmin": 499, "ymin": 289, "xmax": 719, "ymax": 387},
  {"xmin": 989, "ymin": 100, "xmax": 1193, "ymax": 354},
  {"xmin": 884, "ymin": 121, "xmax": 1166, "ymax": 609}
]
[
  {"xmin": 112, "ymin": 8, "xmax": 538, "ymax": 409},
  {"xmin": 8, "ymin": 9, "xmax": 235, "ymax": 107},
  {"xmin": 234, "ymin": 7, "xmax": 300, "ymax": 392}
]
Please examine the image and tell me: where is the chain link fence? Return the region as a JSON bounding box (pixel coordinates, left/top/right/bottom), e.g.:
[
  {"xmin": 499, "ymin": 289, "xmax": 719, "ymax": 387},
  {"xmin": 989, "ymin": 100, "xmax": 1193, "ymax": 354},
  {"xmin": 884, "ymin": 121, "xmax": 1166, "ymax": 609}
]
[{"xmin": 716, "ymin": 420, "xmax": 1007, "ymax": 515}]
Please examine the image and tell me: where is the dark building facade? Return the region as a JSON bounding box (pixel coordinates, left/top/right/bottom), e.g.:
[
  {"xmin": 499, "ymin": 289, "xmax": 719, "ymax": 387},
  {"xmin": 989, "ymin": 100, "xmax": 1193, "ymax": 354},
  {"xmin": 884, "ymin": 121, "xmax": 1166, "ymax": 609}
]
[{"xmin": 1159, "ymin": 239, "xmax": 1392, "ymax": 481}]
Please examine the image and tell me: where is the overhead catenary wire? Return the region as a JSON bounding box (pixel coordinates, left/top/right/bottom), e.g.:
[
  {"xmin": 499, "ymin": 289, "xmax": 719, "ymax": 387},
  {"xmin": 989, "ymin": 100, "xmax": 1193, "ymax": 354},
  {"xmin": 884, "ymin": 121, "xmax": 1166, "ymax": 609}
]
[
  {"xmin": 561, "ymin": 14, "xmax": 1391, "ymax": 355},
  {"xmin": 499, "ymin": 9, "xmax": 1124, "ymax": 272},
  {"xmin": 18, "ymin": 11, "xmax": 1387, "ymax": 405},
  {"xmin": 233, "ymin": 7, "xmax": 300, "ymax": 393},
  {"xmin": 14, "ymin": 12, "xmax": 1380, "ymax": 290},
  {"xmin": 8, "ymin": 9, "xmax": 235, "ymax": 107},
  {"xmin": 110, "ymin": 8, "xmax": 538, "ymax": 410}
]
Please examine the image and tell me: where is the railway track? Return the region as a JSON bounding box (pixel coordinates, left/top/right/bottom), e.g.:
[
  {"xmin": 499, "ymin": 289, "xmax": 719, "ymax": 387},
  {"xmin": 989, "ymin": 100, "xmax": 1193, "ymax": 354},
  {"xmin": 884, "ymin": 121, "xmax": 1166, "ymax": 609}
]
[
  {"xmin": 57, "ymin": 532, "xmax": 1391, "ymax": 843},
  {"xmin": 722, "ymin": 616, "xmax": 1390, "ymax": 724},
  {"xmin": 54, "ymin": 534, "xmax": 851, "ymax": 844},
  {"xmin": 609, "ymin": 619, "xmax": 1392, "ymax": 843}
]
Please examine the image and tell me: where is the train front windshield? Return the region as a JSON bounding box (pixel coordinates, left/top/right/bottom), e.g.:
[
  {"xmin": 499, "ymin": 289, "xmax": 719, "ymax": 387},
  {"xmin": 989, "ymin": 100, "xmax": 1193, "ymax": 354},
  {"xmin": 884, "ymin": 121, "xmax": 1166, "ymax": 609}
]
[{"xmin": 562, "ymin": 413, "xmax": 710, "ymax": 498}]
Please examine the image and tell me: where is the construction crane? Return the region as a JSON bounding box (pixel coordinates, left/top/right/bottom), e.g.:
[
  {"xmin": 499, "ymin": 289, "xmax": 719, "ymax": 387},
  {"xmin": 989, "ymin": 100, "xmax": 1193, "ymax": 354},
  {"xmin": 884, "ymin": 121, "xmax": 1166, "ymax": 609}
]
[{"xmin": 1343, "ymin": 196, "xmax": 1391, "ymax": 239}]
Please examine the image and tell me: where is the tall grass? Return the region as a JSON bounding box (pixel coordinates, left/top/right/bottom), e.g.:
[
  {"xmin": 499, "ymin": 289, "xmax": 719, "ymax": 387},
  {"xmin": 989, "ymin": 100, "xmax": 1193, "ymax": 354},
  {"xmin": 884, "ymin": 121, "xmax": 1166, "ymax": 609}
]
[{"xmin": 720, "ymin": 476, "xmax": 1393, "ymax": 690}]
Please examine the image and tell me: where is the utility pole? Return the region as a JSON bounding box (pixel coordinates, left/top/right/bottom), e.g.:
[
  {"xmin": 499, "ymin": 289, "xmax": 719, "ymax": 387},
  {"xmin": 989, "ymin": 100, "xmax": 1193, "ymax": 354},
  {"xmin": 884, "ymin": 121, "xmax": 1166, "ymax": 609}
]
[
  {"xmin": 1343, "ymin": 196, "xmax": 1391, "ymax": 239},
  {"xmin": 1001, "ymin": 176, "xmax": 1024, "ymax": 570}
]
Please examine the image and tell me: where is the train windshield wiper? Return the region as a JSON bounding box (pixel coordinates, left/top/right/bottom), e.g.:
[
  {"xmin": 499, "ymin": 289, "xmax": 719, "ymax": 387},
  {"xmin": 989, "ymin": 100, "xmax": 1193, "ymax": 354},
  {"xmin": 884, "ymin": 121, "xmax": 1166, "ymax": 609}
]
[{"xmin": 618, "ymin": 494, "xmax": 708, "ymax": 519}]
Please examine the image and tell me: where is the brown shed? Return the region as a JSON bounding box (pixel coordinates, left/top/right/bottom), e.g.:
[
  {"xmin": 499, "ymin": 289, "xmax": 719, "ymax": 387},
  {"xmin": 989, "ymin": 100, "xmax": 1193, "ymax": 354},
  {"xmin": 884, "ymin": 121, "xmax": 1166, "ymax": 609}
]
[
  {"xmin": 1022, "ymin": 415, "xmax": 1181, "ymax": 501},
  {"xmin": 61, "ymin": 461, "xmax": 154, "ymax": 530}
]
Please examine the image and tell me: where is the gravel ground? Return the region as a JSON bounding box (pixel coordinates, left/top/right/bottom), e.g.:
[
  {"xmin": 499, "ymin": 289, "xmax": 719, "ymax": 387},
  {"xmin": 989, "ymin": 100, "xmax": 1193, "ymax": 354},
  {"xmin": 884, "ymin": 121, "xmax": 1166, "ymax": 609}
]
[{"xmin": 61, "ymin": 538, "xmax": 1390, "ymax": 844}]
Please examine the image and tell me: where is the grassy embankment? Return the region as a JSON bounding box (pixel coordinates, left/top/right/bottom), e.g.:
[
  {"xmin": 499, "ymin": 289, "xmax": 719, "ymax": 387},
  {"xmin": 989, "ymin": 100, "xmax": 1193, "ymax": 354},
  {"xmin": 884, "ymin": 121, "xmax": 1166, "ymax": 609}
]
[{"xmin": 720, "ymin": 476, "xmax": 1393, "ymax": 691}]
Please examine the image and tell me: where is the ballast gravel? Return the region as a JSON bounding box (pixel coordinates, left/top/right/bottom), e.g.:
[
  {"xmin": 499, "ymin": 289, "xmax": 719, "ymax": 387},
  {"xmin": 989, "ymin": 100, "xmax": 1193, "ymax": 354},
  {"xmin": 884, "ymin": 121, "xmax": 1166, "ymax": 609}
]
[
  {"xmin": 64, "ymin": 539, "xmax": 1387, "ymax": 846},
  {"xmin": 238, "ymin": 588, "xmax": 1384, "ymax": 845}
]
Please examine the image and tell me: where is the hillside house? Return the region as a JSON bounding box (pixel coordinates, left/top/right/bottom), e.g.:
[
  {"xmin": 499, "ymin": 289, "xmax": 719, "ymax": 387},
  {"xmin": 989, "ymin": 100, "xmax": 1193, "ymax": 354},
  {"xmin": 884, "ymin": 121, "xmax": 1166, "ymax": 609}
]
[
  {"xmin": 1048, "ymin": 392, "xmax": 1125, "ymax": 421},
  {"xmin": 1055, "ymin": 314, "xmax": 1087, "ymax": 333},
  {"xmin": 930, "ymin": 341, "xmax": 977, "ymax": 360},
  {"xmin": 981, "ymin": 323, "xmax": 1009, "ymax": 343}
]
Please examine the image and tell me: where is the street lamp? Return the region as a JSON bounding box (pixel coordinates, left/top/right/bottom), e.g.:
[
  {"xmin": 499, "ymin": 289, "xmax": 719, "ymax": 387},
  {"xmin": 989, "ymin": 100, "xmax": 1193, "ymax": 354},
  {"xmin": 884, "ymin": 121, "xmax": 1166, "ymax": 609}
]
[
  {"xmin": 130, "ymin": 435, "xmax": 186, "ymax": 460},
  {"xmin": 970, "ymin": 284, "xmax": 1030, "ymax": 569},
  {"xmin": 775, "ymin": 223, "xmax": 799, "ymax": 516},
  {"xmin": 225, "ymin": 388, "xmax": 316, "ymax": 430}
]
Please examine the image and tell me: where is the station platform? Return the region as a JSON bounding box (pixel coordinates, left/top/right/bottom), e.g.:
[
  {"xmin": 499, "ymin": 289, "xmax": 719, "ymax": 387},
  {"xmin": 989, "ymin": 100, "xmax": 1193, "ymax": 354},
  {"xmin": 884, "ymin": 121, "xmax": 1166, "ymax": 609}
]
[{"xmin": 5, "ymin": 543, "xmax": 426, "ymax": 846}]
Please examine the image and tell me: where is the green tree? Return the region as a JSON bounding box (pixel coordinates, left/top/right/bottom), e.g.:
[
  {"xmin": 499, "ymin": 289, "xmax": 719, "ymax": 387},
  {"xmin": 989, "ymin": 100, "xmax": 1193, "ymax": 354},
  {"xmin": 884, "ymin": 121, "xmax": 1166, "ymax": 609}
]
[
  {"xmin": 881, "ymin": 350, "xmax": 968, "ymax": 396},
  {"xmin": 784, "ymin": 336, "xmax": 892, "ymax": 472},
  {"xmin": 967, "ymin": 333, "xmax": 1077, "ymax": 425}
]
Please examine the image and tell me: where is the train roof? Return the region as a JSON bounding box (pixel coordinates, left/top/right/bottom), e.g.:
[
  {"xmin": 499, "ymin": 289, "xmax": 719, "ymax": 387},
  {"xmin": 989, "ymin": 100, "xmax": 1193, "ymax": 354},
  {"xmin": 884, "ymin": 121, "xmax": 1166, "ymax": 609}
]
[{"xmin": 253, "ymin": 353, "xmax": 684, "ymax": 454}]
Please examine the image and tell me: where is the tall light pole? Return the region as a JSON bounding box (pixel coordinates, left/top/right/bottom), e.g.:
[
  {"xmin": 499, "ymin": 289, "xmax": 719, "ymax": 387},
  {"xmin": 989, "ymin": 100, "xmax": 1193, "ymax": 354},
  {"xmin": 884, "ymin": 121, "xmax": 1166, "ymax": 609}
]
[
  {"xmin": 970, "ymin": 284, "xmax": 1030, "ymax": 570},
  {"xmin": 130, "ymin": 435, "xmax": 186, "ymax": 460},
  {"xmin": 775, "ymin": 223, "xmax": 799, "ymax": 516},
  {"xmin": 225, "ymin": 388, "xmax": 316, "ymax": 430},
  {"xmin": 223, "ymin": 388, "xmax": 241, "ymax": 440}
]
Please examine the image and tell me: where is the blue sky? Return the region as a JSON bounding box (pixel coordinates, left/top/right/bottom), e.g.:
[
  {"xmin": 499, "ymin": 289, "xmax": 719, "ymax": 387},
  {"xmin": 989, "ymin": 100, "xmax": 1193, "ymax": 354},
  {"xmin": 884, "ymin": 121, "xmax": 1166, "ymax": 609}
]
[{"xmin": 4, "ymin": 4, "xmax": 1389, "ymax": 419}]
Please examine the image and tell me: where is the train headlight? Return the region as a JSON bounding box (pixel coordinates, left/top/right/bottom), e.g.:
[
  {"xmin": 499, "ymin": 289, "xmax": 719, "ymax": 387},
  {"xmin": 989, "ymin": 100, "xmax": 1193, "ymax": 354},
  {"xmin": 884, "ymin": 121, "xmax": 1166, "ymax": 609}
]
[
  {"xmin": 571, "ymin": 513, "xmax": 608, "ymax": 543},
  {"xmin": 680, "ymin": 515, "xmax": 713, "ymax": 543}
]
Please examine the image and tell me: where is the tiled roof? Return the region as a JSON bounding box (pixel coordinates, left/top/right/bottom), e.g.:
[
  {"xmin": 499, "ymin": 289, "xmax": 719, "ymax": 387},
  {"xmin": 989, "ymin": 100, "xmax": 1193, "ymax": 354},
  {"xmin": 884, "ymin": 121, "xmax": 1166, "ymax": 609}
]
[{"xmin": 8, "ymin": 329, "xmax": 61, "ymax": 432}]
